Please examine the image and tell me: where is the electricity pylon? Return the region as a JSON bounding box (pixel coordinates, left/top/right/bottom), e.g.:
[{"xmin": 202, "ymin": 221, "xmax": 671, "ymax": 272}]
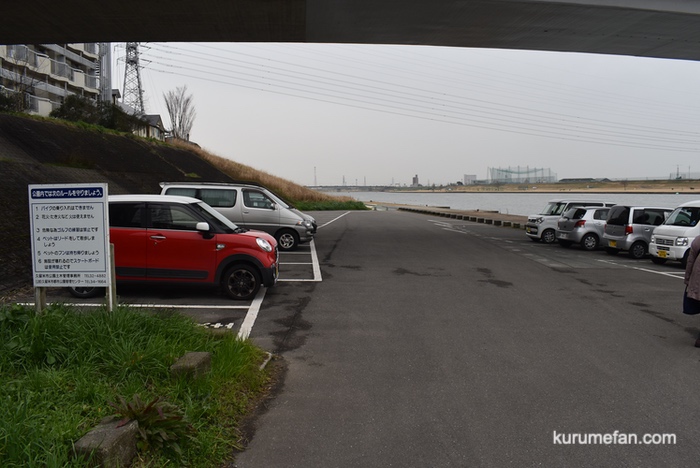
[{"xmin": 122, "ymin": 42, "xmax": 145, "ymax": 115}]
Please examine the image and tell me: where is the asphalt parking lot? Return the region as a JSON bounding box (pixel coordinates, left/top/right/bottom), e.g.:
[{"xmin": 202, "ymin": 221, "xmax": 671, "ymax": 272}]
[
  {"xmin": 236, "ymin": 209, "xmax": 699, "ymax": 468},
  {"xmin": 15, "ymin": 208, "xmax": 700, "ymax": 467}
]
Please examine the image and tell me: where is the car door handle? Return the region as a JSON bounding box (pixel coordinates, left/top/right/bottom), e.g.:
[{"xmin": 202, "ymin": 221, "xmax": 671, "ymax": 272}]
[{"xmin": 150, "ymin": 235, "xmax": 166, "ymax": 240}]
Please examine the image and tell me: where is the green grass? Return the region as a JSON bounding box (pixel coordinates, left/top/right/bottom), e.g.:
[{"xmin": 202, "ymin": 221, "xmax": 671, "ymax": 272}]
[
  {"xmin": 0, "ymin": 303, "xmax": 272, "ymax": 467},
  {"xmin": 294, "ymin": 200, "xmax": 369, "ymax": 211}
]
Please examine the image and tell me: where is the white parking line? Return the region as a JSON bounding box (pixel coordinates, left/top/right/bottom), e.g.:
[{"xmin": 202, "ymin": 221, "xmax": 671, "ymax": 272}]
[
  {"xmin": 318, "ymin": 211, "xmax": 350, "ymax": 228},
  {"xmin": 237, "ymin": 287, "xmax": 267, "ymax": 340},
  {"xmin": 278, "ymin": 239, "xmax": 323, "ymax": 282},
  {"xmin": 597, "ymin": 259, "xmax": 685, "ymax": 279},
  {"xmin": 310, "ymin": 238, "xmax": 322, "ymax": 280},
  {"xmin": 429, "ymin": 220, "xmax": 452, "ymax": 227}
]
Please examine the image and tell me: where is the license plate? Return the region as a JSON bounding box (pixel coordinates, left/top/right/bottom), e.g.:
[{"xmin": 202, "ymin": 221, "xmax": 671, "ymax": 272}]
[
  {"xmin": 608, "ymin": 240, "xmax": 617, "ymax": 248},
  {"xmin": 526, "ymin": 227, "xmax": 532, "ymax": 234},
  {"xmin": 658, "ymin": 250, "xmax": 667, "ymax": 258}
]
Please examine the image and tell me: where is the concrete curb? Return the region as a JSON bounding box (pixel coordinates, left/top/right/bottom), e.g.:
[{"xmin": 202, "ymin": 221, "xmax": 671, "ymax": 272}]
[{"xmin": 396, "ymin": 206, "xmax": 526, "ymax": 229}]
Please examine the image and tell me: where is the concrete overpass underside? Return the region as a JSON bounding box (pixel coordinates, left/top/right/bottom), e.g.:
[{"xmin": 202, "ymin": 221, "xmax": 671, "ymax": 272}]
[{"xmin": 3, "ymin": 1, "xmax": 700, "ymax": 61}]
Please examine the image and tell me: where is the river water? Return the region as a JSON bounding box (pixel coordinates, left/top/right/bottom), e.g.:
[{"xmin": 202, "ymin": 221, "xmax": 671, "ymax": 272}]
[{"xmin": 327, "ymin": 191, "xmax": 700, "ymax": 216}]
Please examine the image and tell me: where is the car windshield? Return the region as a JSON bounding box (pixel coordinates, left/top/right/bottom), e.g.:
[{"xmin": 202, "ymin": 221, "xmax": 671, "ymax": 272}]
[
  {"xmin": 664, "ymin": 207, "xmax": 700, "ymax": 227},
  {"xmin": 190, "ymin": 201, "xmax": 241, "ymax": 233},
  {"xmin": 541, "ymin": 202, "xmax": 567, "ymax": 216},
  {"xmin": 264, "ymin": 190, "xmax": 291, "ymax": 209}
]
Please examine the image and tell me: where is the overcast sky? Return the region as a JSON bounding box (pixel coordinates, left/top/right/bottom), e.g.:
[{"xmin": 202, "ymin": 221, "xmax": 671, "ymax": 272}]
[{"xmin": 111, "ymin": 43, "xmax": 700, "ymax": 187}]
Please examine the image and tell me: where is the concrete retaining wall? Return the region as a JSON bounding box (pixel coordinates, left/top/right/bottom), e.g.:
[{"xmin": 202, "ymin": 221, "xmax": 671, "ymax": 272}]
[{"xmin": 396, "ymin": 206, "xmax": 525, "ymax": 229}]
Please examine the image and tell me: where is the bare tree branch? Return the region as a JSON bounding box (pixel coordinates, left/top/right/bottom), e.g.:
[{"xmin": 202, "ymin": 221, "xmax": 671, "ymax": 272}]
[{"xmin": 163, "ymin": 85, "xmax": 196, "ymax": 140}]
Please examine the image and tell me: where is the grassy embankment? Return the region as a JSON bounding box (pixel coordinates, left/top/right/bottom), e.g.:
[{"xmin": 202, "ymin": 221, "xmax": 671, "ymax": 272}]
[
  {"xmin": 185, "ymin": 143, "xmax": 367, "ymax": 210},
  {"xmin": 0, "ymin": 302, "xmax": 272, "ymax": 466}
]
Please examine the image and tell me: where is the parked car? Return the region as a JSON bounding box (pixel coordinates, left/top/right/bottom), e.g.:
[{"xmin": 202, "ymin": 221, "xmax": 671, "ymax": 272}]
[
  {"xmin": 556, "ymin": 206, "xmax": 610, "ymax": 250},
  {"xmin": 649, "ymin": 199, "xmax": 700, "ymax": 267},
  {"xmin": 603, "ymin": 205, "xmax": 672, "ymax": 259},
  {"xmin": 526, "ymin": 199, "xmax": 616, "ymax": 244},
  {"xmin": 68, "ymin": 194, "xmax": 279, "ymax": 300},
  {"xmin": 160, "ymin": 182, "xmax": 315, "ymax": 251}
]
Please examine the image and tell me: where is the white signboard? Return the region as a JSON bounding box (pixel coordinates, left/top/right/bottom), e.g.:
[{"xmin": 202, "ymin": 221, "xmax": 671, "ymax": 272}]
[{"xmin": 28, "ymin": 183, "xmax": 110, "ymax": 288}]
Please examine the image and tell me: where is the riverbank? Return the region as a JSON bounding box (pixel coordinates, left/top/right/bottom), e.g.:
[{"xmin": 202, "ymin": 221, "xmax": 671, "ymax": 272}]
[{"xmin": 333, "ymin": 179, "xmax": 700, "ymax": 194}]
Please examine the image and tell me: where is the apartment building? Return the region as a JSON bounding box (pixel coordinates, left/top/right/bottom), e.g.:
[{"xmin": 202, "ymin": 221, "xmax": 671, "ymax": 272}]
[{"xmin": 0, "ymin": 43, "xmax": 110, "ymax": 116}]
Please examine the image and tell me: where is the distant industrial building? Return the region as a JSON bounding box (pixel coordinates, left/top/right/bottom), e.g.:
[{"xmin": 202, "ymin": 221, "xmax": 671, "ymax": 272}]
[
  {"xmin": 463, "ymin": 174, "xmax": 477, "ymax": 185},
  {"xmin": 412, "ymin": 174, "xmax": 420, "ymax": 187},
  {"xmin": 488, "ymin": 166, "xmax": 557, "ymax": 184},
  {"xmin": 669, "ymin": 170, "xmax": 700, "ymax": 180},
  {"xmin": 0, "ymin": 43, "xmax": 111, "ymax": 116}
]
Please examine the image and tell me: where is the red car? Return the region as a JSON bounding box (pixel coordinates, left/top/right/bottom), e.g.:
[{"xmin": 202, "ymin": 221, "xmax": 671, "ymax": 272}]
[{"xmin": 69, "ymin": 194, "xmax": 278, "ymax": 300}]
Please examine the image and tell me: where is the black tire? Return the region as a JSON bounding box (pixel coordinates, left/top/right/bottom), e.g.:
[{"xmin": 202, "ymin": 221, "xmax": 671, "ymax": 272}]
[
  {"xmin": 605, "ymin": 247, "xmax": 619, "ymax": 256},
  {"xmin": 651, "ymin": 257, "xmax": 667, "ymax": 265},
  {"xmin": 681, "ymin": 250, "xmax": 690, "ymax": 268},
  {"xmin": 276, "ymin": 229, "xmax": 300, "ymax": 251},
  {"xmin": 222, "ymin": 264, "xmax": 261, "ymax": 300},
  {"xmin": 629, "ymin": 241, "xmax": 647, "ymax": 259},
  {"xmin": 67, "ymin": 286, "xmax": 103, "ymax": 298},
  {"xmin": 541, "ymin": 229, "xmax": 556, "ymax": 244},
  {"xmin": 580, "ymin": 233, "xmax": 599, "ymax": 251},
  {"xmin": 558, "ymin": 240, "xmax": 573, "ymax": 248}
]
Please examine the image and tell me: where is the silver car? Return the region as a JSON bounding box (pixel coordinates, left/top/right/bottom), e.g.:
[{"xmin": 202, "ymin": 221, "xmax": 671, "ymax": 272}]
[
  {"xmin": 603, "ymin": 205, "xmax": 673, "ymax": 259},
  {"xmin": 159, "ymin": 182, "xmax": 315, "ymax": 251},
  {"xmin": 556, "ymin": 206, "xmax": 610, "ymax": 250}
]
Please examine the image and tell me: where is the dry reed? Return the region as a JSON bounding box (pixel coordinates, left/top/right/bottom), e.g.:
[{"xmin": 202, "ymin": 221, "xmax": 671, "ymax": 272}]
[{"xmin": 179, "ymin": 143, "xmax": 353, "ymax": 203}]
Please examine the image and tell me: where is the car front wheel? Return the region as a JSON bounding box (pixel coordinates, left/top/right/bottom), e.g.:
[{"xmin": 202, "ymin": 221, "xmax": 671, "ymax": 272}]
[
  {"xmin": 276, "ymin": 229, "xmax": 300, "ymax": 251},
  {"xmin": 222, "ymin": 264, "xmax": 261, "ymax": 300},
  {"xmin": 541, "ymin": 229, "xmax": 556, "ymax": 244}
]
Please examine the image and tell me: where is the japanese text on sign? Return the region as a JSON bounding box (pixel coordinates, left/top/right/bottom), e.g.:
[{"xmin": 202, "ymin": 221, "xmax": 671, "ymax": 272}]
[{"xmin": 28, "ymin": 184, "xmax": 110, "ymax": 288}]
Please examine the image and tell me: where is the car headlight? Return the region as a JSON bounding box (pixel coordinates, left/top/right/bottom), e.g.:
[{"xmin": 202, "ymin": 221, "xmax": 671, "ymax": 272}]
[
  {"xmin": 650, "ymin": 236, "xmax": 656, "ymax": 244},
  {"xmin": 676, "ymin": 237, "xmax": 689, "ymax": 247},
  {"xmin": 536, "ymin": 217, "xmax": 544, "ymax": 224},
  {"xmin": 297, "ymin": 220, "xmax": 313, "ymax": 228},
  {"xmin": 256, "ymin": 238, "xmax": 272, "ymax": 252}
]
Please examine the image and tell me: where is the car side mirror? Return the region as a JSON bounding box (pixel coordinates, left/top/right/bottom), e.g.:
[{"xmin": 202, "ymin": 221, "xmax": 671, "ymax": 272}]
[{"xmin": 196, "ymin": 222, "xmax": 214, "ymax": 239}]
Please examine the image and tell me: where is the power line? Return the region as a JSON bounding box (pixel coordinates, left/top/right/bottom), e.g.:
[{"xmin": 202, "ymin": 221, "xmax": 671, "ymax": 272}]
[{"xmin": 130, "ymin": 43, "xmax": 700, "ymax": 152}]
